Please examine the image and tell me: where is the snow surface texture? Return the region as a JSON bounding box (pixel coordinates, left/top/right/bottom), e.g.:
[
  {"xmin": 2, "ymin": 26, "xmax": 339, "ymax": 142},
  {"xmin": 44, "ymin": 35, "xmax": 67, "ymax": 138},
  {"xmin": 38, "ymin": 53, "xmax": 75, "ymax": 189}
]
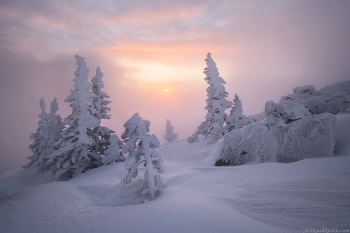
[
  {"xmin": 217, "ymin": 101, "xmax": 336, "ymax": 166},
  {"xmin": 188, "ymin": 52, "xmax": 232, "ymax": 144},
  {"xmin": 1, "ymin": 123, "xmax": 350, "ymax": 232},
  {"xmin": 281, "ymin": 80, "xmax": 350, "ymax": 115}
]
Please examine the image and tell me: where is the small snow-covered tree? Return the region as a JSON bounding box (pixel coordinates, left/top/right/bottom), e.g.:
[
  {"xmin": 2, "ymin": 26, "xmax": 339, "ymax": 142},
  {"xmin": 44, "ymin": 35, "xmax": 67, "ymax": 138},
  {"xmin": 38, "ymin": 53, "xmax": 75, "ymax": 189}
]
[
  {"xmin": 187, "ymin": 133, "xmax": 199, "ymax": 143},
  {"xmin": 102, "ymin": 134, "xmax": 123, "ymax": 165},
  {"xmin": 122, "ymin": 113, "xmax": 164, "ymax": 201},
  {"xmin": 48, "ymin": 55, "xmax": 101, "ymax": 181},
  {"xmin": 91, "ymin": 66, "xmax": 114, "ymax": 156},
  {"xmin": 164, "ymin": 119, "xmax": 178, "ymax": 142},
  {"xmin": 231, "ymin": 94, "xmax": 243, "ymax": 114},
  {"xmin": 226, "ymin": 94, "xmax": 254, "ymax": 132},
  {"xmin": 189, "ymin": 52, "xmax": 232, "ymax": 143},
  {"xmin": 24, "ymin": 98, "xmax": 48, "ymax": 169}
]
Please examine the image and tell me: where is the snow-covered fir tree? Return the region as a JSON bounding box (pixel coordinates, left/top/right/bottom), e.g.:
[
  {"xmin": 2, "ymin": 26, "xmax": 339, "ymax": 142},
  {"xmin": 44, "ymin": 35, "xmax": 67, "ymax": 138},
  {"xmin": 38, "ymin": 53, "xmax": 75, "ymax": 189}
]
[
  {"xmin": 91, "ymin": 66, "xmax": 115, "ymax": 156},
  {"xmin": 225, "ymin": 94, "xmax": 254, "ymax": 132},
  {"xmin": 188, "ymin": 52, "xmax": 232, "ymax": 143},
  {"xmin": 25, "ymin": 98, "xmax": 65, "ymax": 171},
  {"xmin": 39, "ymin": 97, "xmax": 65, "ymax": 171},
  {"xmin": 102, "ymin": 134, "xmax": 123, "ymax": 165},
  {"xmin": 48, "ymin": 55, "xmax": 101, "ymax": 181},
  {"xmin": 231, "ymin": 94, "xmax": 243, "ymax": 114},
  {"xmin": 24, "ymin": 98, "xmax": 48, "ymax": 169},
  {"xmin": 122, "ymin": 113, "xmax": 164, "ymax": 201},
  {"xmin": 164, "ymin": 119, "xmax": 178, "ymax": 142}
]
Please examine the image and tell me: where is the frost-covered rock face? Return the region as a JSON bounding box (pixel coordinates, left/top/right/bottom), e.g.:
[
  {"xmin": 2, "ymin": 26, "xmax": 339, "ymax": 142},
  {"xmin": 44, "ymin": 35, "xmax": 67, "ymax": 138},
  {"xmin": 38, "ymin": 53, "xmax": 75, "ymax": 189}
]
[
  {"xmin": 216, "ymin": 101, "xmax": 336, "ymax": 166},
  {"xmin": 277, "ymin": 113, "xmax": 336, "ymax": 163},
  {"xmin": 218, "ymin": 120, "xmax": 280, "ymax": 166},
  {"xmin": 281, "ymin": 81, "xmax": 350, "ymax": 115},
  {"xmin": 265, "ymin": 101, "xmax": 311, "ymax": 123},
  {"xmin": 225, "ymin": 113, "xmax": 255, "ymax": 132}
]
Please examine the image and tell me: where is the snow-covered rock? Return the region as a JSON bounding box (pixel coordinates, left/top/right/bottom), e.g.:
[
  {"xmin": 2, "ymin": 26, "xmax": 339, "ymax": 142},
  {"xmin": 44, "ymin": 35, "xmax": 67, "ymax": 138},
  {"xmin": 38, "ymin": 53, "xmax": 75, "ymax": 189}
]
[
  {"xmin": 277, "ymin": 113, "xmax": 336, "ymax": 163},
  {"xmin": 281, "ymin": 81, "xmax": 350, "ymax": 115},
  {"xmin": 217, "ymin": 119, "xmax": 280, "ymax": 166},
  {"xmin": 334, "ymin": 114, "xmax": 350, "ymax": 155},
  {"xmin": 225, "ymin": 113, "xmax": 255, "ymax": 132},
  {"xmin": 265, "ymin": 101, "xmax": 311, "ymax": 122},
  {"xmin": 216, "ymin": 101, "xmax": 336, "ymax": 166}
]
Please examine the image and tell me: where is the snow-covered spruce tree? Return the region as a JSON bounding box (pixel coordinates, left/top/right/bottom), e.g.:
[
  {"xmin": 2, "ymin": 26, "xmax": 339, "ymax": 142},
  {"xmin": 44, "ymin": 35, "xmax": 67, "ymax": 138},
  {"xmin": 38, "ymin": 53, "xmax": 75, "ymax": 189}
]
[
  {"xmin": 48, "ymin": 55, "xmax": 101, "ymax": 181},
  {"xmin": 25, "ymin": 98, "xmax": 65, "ymax": 171},
  {"xmin": 91, "ymin": 66, "xmax": 115, "ymax": 156},
  {"xmin": 164, "ymin": 119, "xmax": 178, "ymax": 142},
  {"xmin": 24, "ymin": 98, "xmax": 48, "ymax": 169},
  {"xmin": 102, "ymin": 134, "xmax": 123, "ymax": 165},
  {"xmin": 225, "ymin": 94, "xmax": 254, "ymax": 132},
  {"xmin": 122, "ymin": 113, "xmax": 164, "ymax": 201},
  {"xmin": 231, "ymin": 94, "xmax": 243, "ymax": 114},
  {"xmin": 188, "ymin": 52, "xmax": 232, "ymax": 143},
  {"xmin": 38, "ymin": 97, "xmax": 65, "ymax": 171}
]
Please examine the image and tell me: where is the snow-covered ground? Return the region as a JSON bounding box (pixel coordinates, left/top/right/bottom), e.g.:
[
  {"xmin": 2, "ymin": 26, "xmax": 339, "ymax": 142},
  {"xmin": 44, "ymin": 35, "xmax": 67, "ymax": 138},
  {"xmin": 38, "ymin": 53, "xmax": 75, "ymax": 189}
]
[{"xmin": 1, "ymin": 117, "xmax": 350, "ymax": 233}]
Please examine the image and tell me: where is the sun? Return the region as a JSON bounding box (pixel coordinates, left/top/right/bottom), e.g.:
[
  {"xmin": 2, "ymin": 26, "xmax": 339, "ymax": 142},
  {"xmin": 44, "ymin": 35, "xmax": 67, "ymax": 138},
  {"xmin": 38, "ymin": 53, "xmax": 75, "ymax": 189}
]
[{"xmin": 163, "ymin": 89, "xmax": 169, "ymax": 92}]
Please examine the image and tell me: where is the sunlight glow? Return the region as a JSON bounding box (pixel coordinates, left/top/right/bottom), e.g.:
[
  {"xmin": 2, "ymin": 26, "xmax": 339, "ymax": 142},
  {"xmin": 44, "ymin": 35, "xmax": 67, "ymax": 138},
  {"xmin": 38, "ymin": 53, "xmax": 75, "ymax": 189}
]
[
  {"xmin": 122, "ymin": 61, "xmax": 202, "ymax": 82},
  {"xmin": 164, "ymin": 89, "xmax": 169, "ymax": 92}
]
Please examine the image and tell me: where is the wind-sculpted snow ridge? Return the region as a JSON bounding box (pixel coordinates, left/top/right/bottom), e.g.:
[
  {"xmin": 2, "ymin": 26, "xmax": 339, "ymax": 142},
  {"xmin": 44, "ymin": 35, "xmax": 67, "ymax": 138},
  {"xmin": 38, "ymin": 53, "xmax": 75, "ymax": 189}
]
[
  {"xmin": 216, "ymin": 101, "xmax": 337, "ymax": 166},
  {"xmin": 281, "ymin": 80, "xmax": 350, "ymax": 115}
]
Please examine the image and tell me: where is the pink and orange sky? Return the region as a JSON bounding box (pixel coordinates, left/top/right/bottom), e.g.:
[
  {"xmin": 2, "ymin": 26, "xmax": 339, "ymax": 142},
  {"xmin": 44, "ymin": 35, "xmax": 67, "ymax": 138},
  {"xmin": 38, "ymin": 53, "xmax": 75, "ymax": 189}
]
[{"xmin": 1, "ymin": 0, "xmax": 350, "ymax": 173}]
